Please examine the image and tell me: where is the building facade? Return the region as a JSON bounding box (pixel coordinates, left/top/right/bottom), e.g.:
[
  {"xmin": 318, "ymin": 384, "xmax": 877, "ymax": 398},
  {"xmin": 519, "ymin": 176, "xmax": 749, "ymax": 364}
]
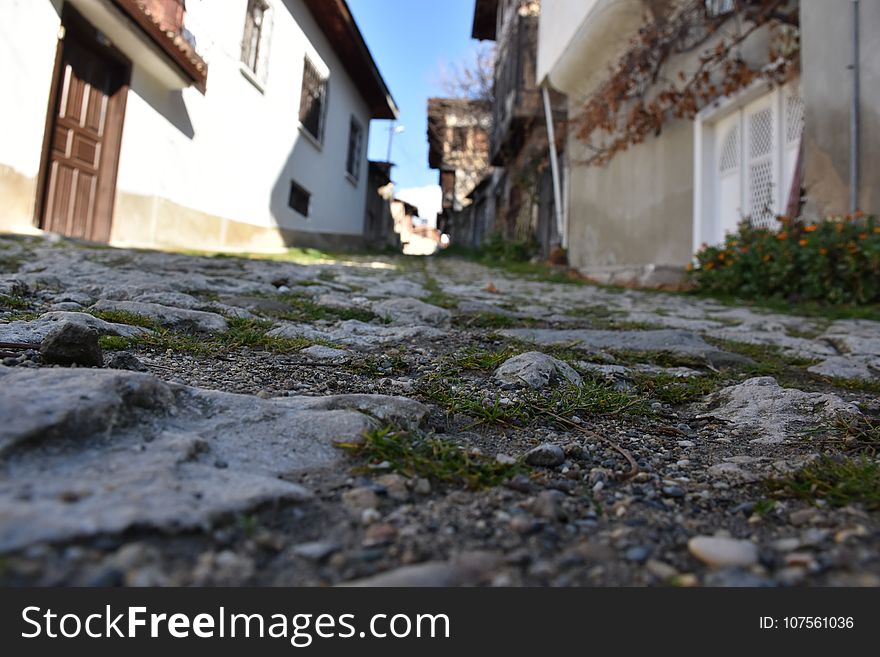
[
  {"xmin": 471, "ymin": 0, "xmax": 568, "ymax": 259},
  {"xmin": 427, "ymin": 97, "xmax": 493, "ymax": 246},
  {"xmin": 0, "ymin": 0, "xmax": 398, "ymax": 252},
  {"xmin": 537, "ymin": 0, "xmax": 878, "ymax": 285}
]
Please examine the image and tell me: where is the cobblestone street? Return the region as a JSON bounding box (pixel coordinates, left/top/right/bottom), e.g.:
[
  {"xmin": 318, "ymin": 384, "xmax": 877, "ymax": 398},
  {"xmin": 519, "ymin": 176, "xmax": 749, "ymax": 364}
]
[{"xmin": 1, "ymin": 234, "xmax": 878, "ymax": 586}]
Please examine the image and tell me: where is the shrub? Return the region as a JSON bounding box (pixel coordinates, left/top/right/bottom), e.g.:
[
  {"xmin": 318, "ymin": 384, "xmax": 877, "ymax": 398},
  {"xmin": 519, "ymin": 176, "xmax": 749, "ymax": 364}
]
[{"xmin": 691, "ymin": 214, "xmax": 880, "ymax": 304}]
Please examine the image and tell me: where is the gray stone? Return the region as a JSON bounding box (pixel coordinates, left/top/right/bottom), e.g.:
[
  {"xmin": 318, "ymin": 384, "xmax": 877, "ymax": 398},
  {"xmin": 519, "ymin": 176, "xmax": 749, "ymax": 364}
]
[
  {"xmin": 501, "ymin": 328, "xmax": 718, "ymax": 357},
  {"xmin": 524, "ymin": 443, "xmax": 565, "ymax": 467},
  {"xmin": 372, "ymin": 297, "xmax": 451, "ymax": 327},
  {"xmin": 808, "ymin": 356, "xmax": 878, "ymax": 381},
  {"xmin": 342, "ymin": 487, "xmax": 380, "ymax": 513},
  {"xmin": 0, "ymin": 368, "xmax": 419, "ymax": 552},
  {"xmin": 89, "ymin": 300, "xmax": 228, "ymax": 333},
  {"xmin": 494, "ymin": 352, "xmax": 582, "ymax": 389},
  {"xmin": 342, "ymin": 551, "xmax": 499, "ymax": 587},
  {"xmin": 292, "ymin": 541, "xmax": 341, "ymax": 562},
  {"xmin": 268, "ymin": 320, "xmax": 444, "ymax": 350},
  {"xmin": 39, "ymin": 321, "xmax": 103, "ymax": 367},
  {"xmin": 221, "ymin": 296, "xmax": 293, "ymax": 315},
  {"xmin": 688, "ymin": 536, "xmax": 759, "ymax": 569},
  {"xmin": 299, "ymin": 345, "xmax": 350, "ymax": 364},
  {"xmin": 704, "ymin": 377, "xmax": 861, "ymax": 444},
  {"xmin": 105, "ymin": 352, "xmax": 147, "ymax": 372},
  {"xmin": 0, "ymin": 312, "xmax": 150, "ymax": 346},
  {"xmin": 280, "ymin": 394, "xmax": 427, "ymax": 431},
  {"xmin": 134, "ymin": 292, "xmax": 201, "ymax": 309}
]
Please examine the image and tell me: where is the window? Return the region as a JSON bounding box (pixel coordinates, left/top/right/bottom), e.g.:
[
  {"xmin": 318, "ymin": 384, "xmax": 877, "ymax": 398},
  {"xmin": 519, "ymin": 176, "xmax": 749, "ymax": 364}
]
[
  {"xmin": 346, "ymin": 117, "xmax": 364, "ymax": 181},
  {"xmin": 241, "ymin": 0, "xmax": 273, "ymax": 85},
  {"xmin": 299, "ymin": 57, "xmax": 328, "ymax": 142},
  {"xmin": 705, "ymin": 0, "xmax": 735, "ymax": 18},
  {"xmin": 289, "ymin": 181, "xmax": 311, "ymax": 217},
  {"xmin": 452, "ymin": 127, "xmax": 468, "ymax": 153}
]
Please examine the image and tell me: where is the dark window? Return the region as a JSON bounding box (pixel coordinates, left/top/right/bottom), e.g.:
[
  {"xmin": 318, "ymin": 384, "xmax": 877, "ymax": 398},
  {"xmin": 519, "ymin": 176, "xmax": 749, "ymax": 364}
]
[
  {"xmin": 452, "ymin": 127, "xmax": 468, "ymax": 153},
  {"xmin": 289, "ymin": 181, "xmax": 311, "ymax": 217},
  {"xmin": 299, "ymin": 57, "xmax": 328, "ymax": 141},
  {"xmin": 241, "ymin": 0, "xmax": 270, "ymax": 75},
  {"xmin": 346, "ymin": 117, "xmax": 364, "ymax": 180}
]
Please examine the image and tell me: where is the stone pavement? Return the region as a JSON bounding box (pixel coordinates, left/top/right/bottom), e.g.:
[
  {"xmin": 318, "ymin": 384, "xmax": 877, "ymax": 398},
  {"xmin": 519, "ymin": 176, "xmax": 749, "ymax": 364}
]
[{"xmin": 0, "ymin": 233, "xmax": 877, "ymax": 586}]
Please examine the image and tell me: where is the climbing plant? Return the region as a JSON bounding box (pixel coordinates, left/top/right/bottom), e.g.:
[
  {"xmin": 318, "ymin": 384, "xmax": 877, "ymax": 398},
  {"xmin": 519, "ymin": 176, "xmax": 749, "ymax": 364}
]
[{"xmin": 573, "ymin": 0, "xmax": 800, "ymax": 166}]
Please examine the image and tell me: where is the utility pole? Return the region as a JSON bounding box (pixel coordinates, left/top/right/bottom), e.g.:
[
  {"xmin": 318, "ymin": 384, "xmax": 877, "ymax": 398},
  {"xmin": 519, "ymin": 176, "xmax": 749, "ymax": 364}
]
[{"xmin": 386, "ymin": 122, "xmax": 405, "ymax": 163}]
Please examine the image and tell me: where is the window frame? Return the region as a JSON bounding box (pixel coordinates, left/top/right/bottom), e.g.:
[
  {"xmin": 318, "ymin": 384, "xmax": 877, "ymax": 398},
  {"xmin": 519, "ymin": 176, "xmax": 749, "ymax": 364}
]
[
  {"xmin": 288, "ymin": 180, "xmax": 311, "ymax": 218},
  {"xmin": 299, "ymin": 56, "xmax": 329, "ymax": 144},
  {"xmin": 345, "ymin": 116, "xmax": 364, "ymax": 182}
]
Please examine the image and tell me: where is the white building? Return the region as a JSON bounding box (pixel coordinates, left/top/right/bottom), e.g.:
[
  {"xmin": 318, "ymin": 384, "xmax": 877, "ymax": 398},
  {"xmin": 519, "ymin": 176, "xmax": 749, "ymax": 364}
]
[
  {"xmin": 0, "ymin": 0, "xmax": 398, "ymax": 252},
  {"xmin": 537, "ymin": 0, "xmax": 878, "ymax": 285}
]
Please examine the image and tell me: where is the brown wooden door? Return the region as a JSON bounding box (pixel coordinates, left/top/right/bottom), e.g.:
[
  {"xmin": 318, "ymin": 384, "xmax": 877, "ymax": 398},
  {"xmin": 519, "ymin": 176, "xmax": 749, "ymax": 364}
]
[{"xmin": 41, "ymin": 25, "xmax": 129, "ymax": 243}]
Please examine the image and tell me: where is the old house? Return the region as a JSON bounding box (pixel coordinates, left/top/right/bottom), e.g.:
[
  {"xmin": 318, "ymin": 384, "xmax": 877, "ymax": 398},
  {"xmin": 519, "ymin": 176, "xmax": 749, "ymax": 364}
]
[
  {"xmin": 471, "ymin": 0, "xmax": 568, "ymax": 259},
  {"xmin": 538, "ymin": 0, "xmax": 878, "ymax": 285},
  {"xmin": 427, "ymin": 97, "xmax": 493, "ymax": 247},
  {"xmin": 0, "ymin": 0, "xmax": 398, "ymax": 252}
]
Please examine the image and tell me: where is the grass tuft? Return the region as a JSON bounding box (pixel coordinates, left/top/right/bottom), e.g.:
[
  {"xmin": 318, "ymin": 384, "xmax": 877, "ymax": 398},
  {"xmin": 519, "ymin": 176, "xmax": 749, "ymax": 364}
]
[
  {"xmin": 339, "ymin": 426, "xmax": 522, "ymax": 488},
  {"xmin": 767, "ymin": 456, "xmax": 880, "ymax": 510}
]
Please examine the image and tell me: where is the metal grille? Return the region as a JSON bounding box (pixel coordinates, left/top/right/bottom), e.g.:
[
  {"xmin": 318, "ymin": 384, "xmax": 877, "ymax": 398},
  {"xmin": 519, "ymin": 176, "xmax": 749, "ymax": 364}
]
[
  {"xmin": 749, "ymin": 160, "xmax": 775, "ymax": 228},
  {"xmin": 719, "ymin": 124, "xmax": 739, "ymax": 173},
  {"xmin": 786, "ymin": 94, "xmax": 804, "ymax": 144},
  {"xmin": 749, "ymin": 108, "xmax": 773, "ymax": 158},
  {"xmin": 299, "ymin": 57, "xmax": 327, "ymax": 141}
]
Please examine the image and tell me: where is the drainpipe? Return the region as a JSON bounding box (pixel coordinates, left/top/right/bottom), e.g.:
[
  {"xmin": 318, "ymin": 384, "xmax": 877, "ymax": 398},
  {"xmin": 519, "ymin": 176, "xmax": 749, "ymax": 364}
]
[
  {"xmin": 849, "ymin": 0, "xmax": 860, "ymax": 213},
  {"xmin": 542, "ymin": 82, "xmax": 566, "ymax": 248}
]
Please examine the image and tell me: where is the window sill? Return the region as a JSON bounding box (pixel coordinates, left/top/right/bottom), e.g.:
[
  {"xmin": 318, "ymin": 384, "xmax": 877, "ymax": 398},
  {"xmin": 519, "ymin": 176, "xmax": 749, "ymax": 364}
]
[
  {"xmin": 239, "ymin": 65, "xmax": 265, "ymax": 94},
  {"xmin": 298, "ymin": 124, "xmax": 323, "ymax": 151},
  {"xmin": 345, "ymin": 172, "xmax": 359, "ymax": 187}
]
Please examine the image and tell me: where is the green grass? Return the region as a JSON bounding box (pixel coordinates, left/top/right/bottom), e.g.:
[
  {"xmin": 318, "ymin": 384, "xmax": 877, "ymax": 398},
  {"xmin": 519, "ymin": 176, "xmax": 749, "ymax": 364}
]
[
  {"xmin": 767, "ymin": 456, "xmax": 880, "ymax": 510},
  {"xmin": 273, "ymin": 293, "xmax": 376, "ymax": 323},
  {"xmin": 0, "ymin": 254, "xmax": 23, "ymax": 273},
  {"xmin": 419, "ymin": 374, "xmax": 648, "ymax": 428},
  {"xmin": 419, "ymin": 264, "xmax": 459, "ymax": 309},
  {"xmin": 89, "ymin": 309, "xmax": 162, "ymax": 331},
  {"xmin": 632, "ymin": 372, "xmax": 721, "ymax": 405},
  {"xmin": 104, "ymin": 317, "xmax": 321, "ymax": 356},
  {"xmin": 453, "ymin": 312, "xmax": 523, "ymax": 329},
  {"xmin": 690, "ymin": 291, "xmax": 880, "ymax": 323},
  {"xmin": 98, "ymin": 335, "xmax": 131, "ymax": 351},
  {"xmin": 0, "ymin": 294, "xmax": 30, "ymax": 310},
  {"xmin": 453, "ymin": 346, "xmax": 519, "ymax": 371},
  {"xmin": 338, "ymin": 426, "xmax": 523, "ymax": 489}
]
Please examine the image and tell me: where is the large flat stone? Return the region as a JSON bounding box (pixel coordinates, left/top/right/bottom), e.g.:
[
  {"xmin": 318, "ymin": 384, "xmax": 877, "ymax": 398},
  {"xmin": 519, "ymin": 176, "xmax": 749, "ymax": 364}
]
[
  {"xmin": 90, "ymin": 300, "xmax": 228, "ymax": 333},
  {"xmin": 703, "ymin": 377, "xmax": 860, "ymax": 444},
  {"xmin": 372, "ymin": 298, "xmax": 451, "ymax": 327},
  {"xmin": 0, "ymin": 368, "xmax": 425, "ymax": 552},
  {"xmin": 501, "ymin": 328, "xmax": 717, "ymax": 357},
  {"xmin": 268, "ymin": 320, "xmax": 444, "ymax": 350},
  {"xmin": 494, "ymin": 352, "xmax": 582, "ymax": 389},
  {"xmin": 0, "ymin": 311, "xmax": 151, "ymax": 345}
]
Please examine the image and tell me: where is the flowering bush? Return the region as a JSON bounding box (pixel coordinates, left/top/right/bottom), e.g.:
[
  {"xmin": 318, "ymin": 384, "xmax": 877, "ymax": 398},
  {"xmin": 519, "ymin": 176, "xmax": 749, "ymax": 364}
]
[{"xmin": 691, "ymin": 214, "xmax": 880, "ymax": 304}]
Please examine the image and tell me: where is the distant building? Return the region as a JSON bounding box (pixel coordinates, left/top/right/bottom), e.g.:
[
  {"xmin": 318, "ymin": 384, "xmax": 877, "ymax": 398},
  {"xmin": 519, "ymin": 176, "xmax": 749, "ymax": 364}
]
[
  {"xmin": 471, "ymin": 0, "xmax": 568, "ymax": 259},
  {"xmin": 427, "ymin": 97, "xmax": 492, "ymax": 247},
  {"xmin": 0, "ymin": 0, "xmax": 398, "ymax": 252}
]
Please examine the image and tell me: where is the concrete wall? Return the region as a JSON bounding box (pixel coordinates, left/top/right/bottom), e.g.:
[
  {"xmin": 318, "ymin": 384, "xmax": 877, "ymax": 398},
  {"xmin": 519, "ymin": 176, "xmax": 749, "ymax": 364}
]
[
  {"xmin": 0, "ymin": 0, "xmax": 376, "ymax": 251},
  {"xmin": 566, "ymin": 112, "xmax": 694, "ymax": 275},
  {"xmin": 801, "ymin": 0, "xmax": 879, "ymax": 217}
]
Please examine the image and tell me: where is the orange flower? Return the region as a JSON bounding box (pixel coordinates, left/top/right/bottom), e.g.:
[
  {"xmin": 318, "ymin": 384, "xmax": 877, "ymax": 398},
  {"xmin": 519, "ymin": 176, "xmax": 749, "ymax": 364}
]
[
  {"xmin": 873, "ymin": 226, "xmax": 880, "ymax": 234},
  {"xmin": 819, "ymin": 247, "xmax": 829, "ymax": 255},
  {"xmin": 704, "ymin": 261, "xmax": 714, "ymax": 270},
  {"xmin": 853, "ymin": 209, "xmax": 866, "ymax": 219},
  {"xmin": 799, "ymin": 239, "xmax": 808, "ymax": 246},
  {"xmin": 777, "ymin": 232, "xmax": 788, "ymax": 241},
  {"xmin": 804, "ymin": 224, "xmax": 818, "ymax": 233},
  {"xmin": 762, "ymin": 254, "xmax": 772, "ymax": 263},
  {"xmin": 859, "ymin": 233, "xmax": 868, "ymax": 240}
]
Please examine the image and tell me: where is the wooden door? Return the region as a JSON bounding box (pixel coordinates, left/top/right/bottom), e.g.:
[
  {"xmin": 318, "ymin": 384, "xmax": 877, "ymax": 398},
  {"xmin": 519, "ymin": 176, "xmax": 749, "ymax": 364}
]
[{"xmin": 40, "ymin": 21, "xmax": 129, "ymax": 243}]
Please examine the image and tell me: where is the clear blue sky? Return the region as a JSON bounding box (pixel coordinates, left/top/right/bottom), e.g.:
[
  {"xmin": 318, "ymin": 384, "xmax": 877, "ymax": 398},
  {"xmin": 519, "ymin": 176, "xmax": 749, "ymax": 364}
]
[{"xmin": 348, "ymin": 0, "xmax": 480, "ymax": 191}]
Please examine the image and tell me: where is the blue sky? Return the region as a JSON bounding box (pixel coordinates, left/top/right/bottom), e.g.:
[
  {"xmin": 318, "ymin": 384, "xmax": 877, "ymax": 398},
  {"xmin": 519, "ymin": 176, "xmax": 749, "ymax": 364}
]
[{"xmin": 348, "ymin": 0, "xmax": 480, "ymax": 191}]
